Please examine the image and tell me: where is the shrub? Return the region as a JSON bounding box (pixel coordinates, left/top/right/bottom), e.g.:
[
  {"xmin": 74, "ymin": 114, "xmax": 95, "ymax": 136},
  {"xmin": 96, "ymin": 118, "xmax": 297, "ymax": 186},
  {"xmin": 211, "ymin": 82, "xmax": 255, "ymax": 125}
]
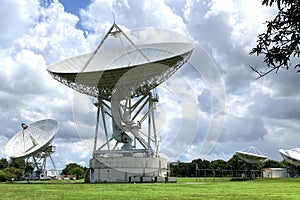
[
  {"xmin": 4, "ymin": 167, "xmax": 23, "ymax": 181},
  {"xmin": 0, "ymin": 170, "xmax": 8, "ymax": 182}
]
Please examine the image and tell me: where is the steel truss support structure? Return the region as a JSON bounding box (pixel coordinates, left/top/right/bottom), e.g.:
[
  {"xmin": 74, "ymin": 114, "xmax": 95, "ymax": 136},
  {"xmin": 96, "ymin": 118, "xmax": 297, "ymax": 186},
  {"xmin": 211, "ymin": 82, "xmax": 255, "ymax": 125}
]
[
  {"xmin": 23, "ymin": 145, "xmax": 57, "ymax": 180},
  {"xmin": 92, "ymin": 91, "xmax": 159, "ymax": 158}
]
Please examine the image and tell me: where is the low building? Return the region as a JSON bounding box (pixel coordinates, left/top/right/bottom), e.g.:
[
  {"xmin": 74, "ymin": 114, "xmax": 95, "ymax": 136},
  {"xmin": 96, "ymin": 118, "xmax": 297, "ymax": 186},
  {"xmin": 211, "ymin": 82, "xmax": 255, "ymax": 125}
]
[{"xmin": 262, "ymin": 168, "xmax": 288, "ymax": 178}]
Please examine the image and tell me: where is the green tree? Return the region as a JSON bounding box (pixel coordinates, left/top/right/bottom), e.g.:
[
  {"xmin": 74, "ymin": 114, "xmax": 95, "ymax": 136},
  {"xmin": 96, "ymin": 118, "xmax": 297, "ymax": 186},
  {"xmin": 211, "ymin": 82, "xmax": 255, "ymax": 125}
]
[
  {"xmin": 169, "ymin": 162, "xmax": 179, "ymax": 177},
  {"xmin": 262, "ymin": 159, "xmax": 284, "ymax": 168},
  {"xmin": 178, "ymin": 163, "xmax": 190, "ymax": 177},
  {"xmin": 191, "ymin": 158, "xmax": 212, "ymax": 169},
  {"xmin": 0, "ymin": 170, "xmax": 8, "ymax": 182},
  {"xmin": 69, "ymin": 167, "xmax": 85, "ymax": 179},
  {"xmin": 191, "ymin": 159, "xmax": 214, "ymax": 177},
  {"xmin": 169, "ymin": 161, "xmax": 192, "ymax": 177},
  {"xmin": 9, "ymin": 158, "xmax": 25, "ymax": 169},
  {"xmin": 0, "ymin": 158, "xmax": 8, "ymax": 169},
  {"xmin": 279, "ymin": 159, "xmax": 289, "ymax": 167},
  {"xmin": 227, "ymin": 155, "xmax": 247, "ymax": 170},
  {"xmin": 250, "ymin": 0, "xmax": 300, "ymax": 77},
  {"xmin": 3, "ymin": 166, "xmax": 23, "ymax": 181},
  {"xmin": 61, "ymin": 163, "xmax": 85, "ymax": 179},
  {"xmin": 211, "ymin": 159, "xmax": 229, "ymax": 170}
]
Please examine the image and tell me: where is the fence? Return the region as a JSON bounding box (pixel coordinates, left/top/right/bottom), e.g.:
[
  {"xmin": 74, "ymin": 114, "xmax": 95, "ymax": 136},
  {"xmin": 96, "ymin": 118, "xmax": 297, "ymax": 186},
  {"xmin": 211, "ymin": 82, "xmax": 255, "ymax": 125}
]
[{"xmin": 195, "ymin": 169, "xmax": 263, "ymax": 182}]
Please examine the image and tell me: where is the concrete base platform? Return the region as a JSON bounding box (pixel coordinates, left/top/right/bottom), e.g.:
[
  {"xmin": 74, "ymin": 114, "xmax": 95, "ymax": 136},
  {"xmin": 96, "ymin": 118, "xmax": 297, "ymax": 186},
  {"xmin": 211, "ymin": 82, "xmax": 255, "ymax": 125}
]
[{"xmin": 86, "ymin": 156, "xmax": 168, "ymax": 183}]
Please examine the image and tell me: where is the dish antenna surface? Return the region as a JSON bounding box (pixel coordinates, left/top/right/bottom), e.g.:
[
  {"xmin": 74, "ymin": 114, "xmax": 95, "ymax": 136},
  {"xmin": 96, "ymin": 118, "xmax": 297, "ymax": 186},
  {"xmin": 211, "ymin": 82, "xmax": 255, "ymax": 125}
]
[
  {"xmin": 47, "ymin": 23, "xmax": 194, "ymax": 99},
  {"xmin": 236, "ymin": 146, "xmax": 267, "ymax": 164},
  {"xmin": 279, "ymin": 148, "xmax": 300, "ymax": 166},
  {"xmin": 5, "ymin": 119, "xmax": 58, "ymax": 180},
  {"xmin": 235, "ymin": 146, "xmax": 267, "ymax": 179},
  {"xmin": 47, "ymin": 23, "xmax": 194, "ymax": 183}
]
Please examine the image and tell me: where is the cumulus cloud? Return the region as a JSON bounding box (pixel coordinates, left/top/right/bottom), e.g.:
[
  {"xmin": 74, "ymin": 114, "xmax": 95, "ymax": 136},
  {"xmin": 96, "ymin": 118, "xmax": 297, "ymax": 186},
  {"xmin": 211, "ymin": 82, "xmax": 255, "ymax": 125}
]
[
  {"xmin": 0, "ymin": 0, "xmax": 88, "ymax": 159},
  {"xmin": 1, "ymin": 0, "xmax": 300, "ymax": 167},
  {"xmin": 0, "ymin": 0, "xmax": 40, "ymax": 48}
]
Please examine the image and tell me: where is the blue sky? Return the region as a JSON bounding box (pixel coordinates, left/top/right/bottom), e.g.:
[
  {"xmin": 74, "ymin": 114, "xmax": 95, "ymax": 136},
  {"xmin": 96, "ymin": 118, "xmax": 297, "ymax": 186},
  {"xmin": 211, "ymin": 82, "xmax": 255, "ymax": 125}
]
[
  {"xmin": 59, "ymin": 0, "xmax": 91, "ymax": 14},
  {"xmin": 1, "ymin": 0, "xmax": 300, "ymax": 169}
]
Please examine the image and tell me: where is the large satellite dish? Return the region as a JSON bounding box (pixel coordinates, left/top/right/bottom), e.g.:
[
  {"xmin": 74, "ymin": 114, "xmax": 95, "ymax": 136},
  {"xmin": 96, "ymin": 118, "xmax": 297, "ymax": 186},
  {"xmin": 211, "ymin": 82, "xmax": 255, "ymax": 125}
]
[
  {"xmin": 279, "ymin": 148, "xmax": 300, "ymax": 166},
  {"xmin": 5, "ymin": 119, "xmax": 58, "ymax": 180},
  {"xmin": 236, "ymin": 146, "xmax": 267, "ymax": 164},
  {"xmin": 47, "ymin": 23, "xmax": 194, "ymax": 183},
  {"xmin": 47, "ymin": 23, "xmax": 194, "ymax": 99},
  {"xmin": 5, "ymin": 119, "xmax": 58, "ymax": 158}
]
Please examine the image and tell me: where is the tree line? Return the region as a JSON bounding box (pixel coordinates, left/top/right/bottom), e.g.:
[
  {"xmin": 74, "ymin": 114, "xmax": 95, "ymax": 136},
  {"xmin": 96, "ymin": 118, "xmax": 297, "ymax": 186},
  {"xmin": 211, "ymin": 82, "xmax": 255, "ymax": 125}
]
[
  {"xmin": 0, "ymin": 157, "xmax": 86, "ymax": 182},
  {"xmin": 0, "ymin": 158, "xmax": 24, "ymax": 182},
  {"xmin": 169, "ymin": 155, "xmax": 292, "ymax": 177},
  {"xmin": 0, "ymin": 155, "xmax": 296, "ymax": 181}
]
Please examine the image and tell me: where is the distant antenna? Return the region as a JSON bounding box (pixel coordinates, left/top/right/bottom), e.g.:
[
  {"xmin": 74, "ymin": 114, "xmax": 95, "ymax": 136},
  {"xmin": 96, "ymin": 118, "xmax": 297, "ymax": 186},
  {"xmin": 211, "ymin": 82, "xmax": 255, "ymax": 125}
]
[
  {"xmin": 236, "ymin": 146, "xmax": 267, "ymax": 164},
  {"xmin": 5, "ymin": 119, "xmax": 59, "ymax": 180},
  {"xmin": 112, "ymin": 12, "xmax": 115, "ymax": 23},
  {"xmin": 235, "ymin": 146, "xmax": 267, "ymax": 179},
  {"xmin": 279, "ymin": 148, "xmax": 300, "ymax": 166}
]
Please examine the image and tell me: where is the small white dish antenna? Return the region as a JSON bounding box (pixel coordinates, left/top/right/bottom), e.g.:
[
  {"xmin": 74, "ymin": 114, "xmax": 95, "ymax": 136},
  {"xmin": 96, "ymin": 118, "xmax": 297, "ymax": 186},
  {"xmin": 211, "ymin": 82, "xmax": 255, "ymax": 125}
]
[
  {"xmin": 235, "ymin": 146, "xmax": 267, "ymax": 164},
  {"xmin": 279, "ymin": 148, "xmax": 300, "ymax": 166},
  {"xmin": 5, "ymin": 119, "xmax": 58, "ymax": 158},
  {"xmin": 5, "ymin": 119, "xmax": 59, "ymax": 180}
]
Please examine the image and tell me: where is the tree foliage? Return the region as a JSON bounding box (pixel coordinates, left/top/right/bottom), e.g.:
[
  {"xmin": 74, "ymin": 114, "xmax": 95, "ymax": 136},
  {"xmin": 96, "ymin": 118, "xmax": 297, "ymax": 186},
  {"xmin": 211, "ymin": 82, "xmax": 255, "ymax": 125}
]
[
  {"xmin": 169, "ymin": 156, "xmax": 291, "ymax": 177},
  {"xmin": 3, "ymin": 167, "xmax": 23, "ymax": 181},
  {"xmin": 227, "ymin": 155, "xmax": 247, "ymax": 170},
  {"xmin": 211, "ymin": 159, "xmax": 229, "ymax": 170},
  {"xmin": 69, "ymin": 167, "xmax": 85, "ymax": 179},
  {"xmin": 250, "ymin": 0, "xmax": 300, "ymax": 77},
  {"xmin": 262, "ymin": 159, "xmax": 287, "ymax": 168},
  {"xmin": 61, "ymin": 163, "xmax": 85, "ymax": 179},
  {"xmin": 0, "ymin": 158, "xmax": 25, "ymax": 182},
  {"xmin": 0, "ymin": 158, "xmax": 8, "ymax": 169},
  {"xmin": 9, "ymin": 158, "xmax": 25, "ymax": 169},
  {"xmin": 0, "ymin": 170, "xmax": 8, "ymax": 182}
]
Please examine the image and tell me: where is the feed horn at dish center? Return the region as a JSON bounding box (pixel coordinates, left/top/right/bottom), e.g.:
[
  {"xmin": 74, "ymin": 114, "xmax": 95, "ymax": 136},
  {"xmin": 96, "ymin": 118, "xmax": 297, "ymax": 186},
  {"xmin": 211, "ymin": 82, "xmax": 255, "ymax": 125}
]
[{"xmin": 47, "ymin": 23, "xmax": 194, "ymax": 183}]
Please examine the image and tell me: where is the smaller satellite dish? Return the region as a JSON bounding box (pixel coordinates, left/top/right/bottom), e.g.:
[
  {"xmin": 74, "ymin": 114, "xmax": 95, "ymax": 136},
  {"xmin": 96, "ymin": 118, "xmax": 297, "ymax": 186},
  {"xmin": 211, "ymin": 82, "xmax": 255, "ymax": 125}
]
[
  {"xmin": 279, "ymin": 148, "xmax": 300, "ymax": 166},
  {"xmin": 5, "ymin": 119, "xmax": 58, "ymax": 158},
  {"xmin": 235, "ymin": 146, "xmax": 267, "ymax": 164}
]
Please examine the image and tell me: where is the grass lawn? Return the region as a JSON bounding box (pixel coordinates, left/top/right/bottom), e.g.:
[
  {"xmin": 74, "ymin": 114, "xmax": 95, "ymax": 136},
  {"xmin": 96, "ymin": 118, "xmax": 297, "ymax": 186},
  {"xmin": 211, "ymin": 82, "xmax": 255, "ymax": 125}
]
[{"xmin": 1, "ymin": 178, "xmax": 300, "ymax": 199}]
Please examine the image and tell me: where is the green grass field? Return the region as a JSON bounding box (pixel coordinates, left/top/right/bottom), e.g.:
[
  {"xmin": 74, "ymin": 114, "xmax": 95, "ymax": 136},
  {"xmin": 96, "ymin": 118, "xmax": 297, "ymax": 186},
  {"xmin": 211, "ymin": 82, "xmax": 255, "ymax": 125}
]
[{"xmin": 1, "ymin": 178, "xmax": 300, "ymax": 200}]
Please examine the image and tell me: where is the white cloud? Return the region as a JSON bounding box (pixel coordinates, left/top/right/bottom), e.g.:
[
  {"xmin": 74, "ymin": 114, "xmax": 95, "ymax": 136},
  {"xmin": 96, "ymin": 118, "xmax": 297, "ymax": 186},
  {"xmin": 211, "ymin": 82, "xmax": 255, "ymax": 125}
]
[
  {"xmin": 1, "ymin": 0, "xmax": 300, "ymax": 169},
  {"xmin": 0, "ymin": 0, "xmax": 40, "ymax": 48},
  {"xmin": 53, "ymin": 138, "xmax": 91, "ymax": 169},
  {"xmin": 0, "ymin": 135, "xmax": 9, "ymax": 158}
]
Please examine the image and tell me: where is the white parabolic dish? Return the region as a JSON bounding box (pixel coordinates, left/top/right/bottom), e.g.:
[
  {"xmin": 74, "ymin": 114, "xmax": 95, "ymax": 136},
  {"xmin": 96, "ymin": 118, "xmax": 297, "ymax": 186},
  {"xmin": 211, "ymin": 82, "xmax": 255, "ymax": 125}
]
[
  {"xmin": 5, "ymin": 119, "xmax": 58, "ymax": 158},
  {"xmin": 235, "ymin": 146, "xmax": 267, "ymax": 164},
  {"xmin": 279, "ymin": 148, "xmax": 300, "ymax": 166},
  {"xmin": 236, "ymin": 151, "xmax": 267, "ymax": 164},
  {"xmin": 47, "ymin": 26, "xmax": 194, "ymax": 98}
]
